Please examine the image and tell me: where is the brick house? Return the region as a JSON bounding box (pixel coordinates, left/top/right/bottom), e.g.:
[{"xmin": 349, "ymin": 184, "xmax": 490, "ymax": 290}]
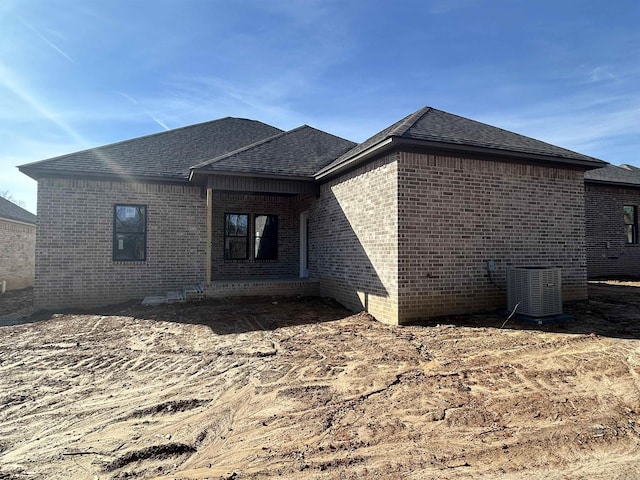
[
  {"xmin": 19, "ymin": 106, "xmax": 605, "ymax": 324},
  {"xmin": 585, "ymin": 164, "xmax": 640, "ymax": 277},
  {"xmin": 0, "ymin": 196, "xmax": 37, "ymax": 291}
]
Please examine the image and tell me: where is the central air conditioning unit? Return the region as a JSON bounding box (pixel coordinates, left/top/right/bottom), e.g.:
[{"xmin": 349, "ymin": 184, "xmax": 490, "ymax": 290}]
[{"xmin": 507, "ymin": 267, "xmax": 562, "ymax": 317}]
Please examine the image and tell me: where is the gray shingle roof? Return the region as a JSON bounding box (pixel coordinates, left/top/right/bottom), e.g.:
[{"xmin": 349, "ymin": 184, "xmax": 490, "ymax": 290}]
[
  {"xmin": 318, "ymin": 106, "xmax": 606, "ymax": 176},
  {"xmin": 192, "ymin": 125, "xmax": 356, "ymax": 178},
  {"xmin": 19, "ymin": 118, "xmax": 283, "ymax": 181},
  {"xmin": 585, "ymin": 164, "xmax": 640, "ymax": 186},
  {"xmin": 19, "ymin": 106, "xmax": 607, "ymax": 186},
  {"xmin": 0, "ymin": 196, "xmax": 36, "ymax": 224}
]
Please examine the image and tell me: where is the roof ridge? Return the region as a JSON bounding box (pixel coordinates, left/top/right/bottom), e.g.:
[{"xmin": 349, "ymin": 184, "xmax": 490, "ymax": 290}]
[
  {"xmin": 314, "ymin": 106, "xmax": 433, "ymax": 176},
  {"xmin": 190, "ymin": 125, "xmax": 357, "ymax": 179},
  {"xmin": 19, "ymin": 117, "xmax": 281, "ymax": 169},
  {"xmin": 393, "ymin": 106, "xmax": 433, "ymax": 137},
  {"xmin": 316, "ymin": 105, "xmax": 605, "ymax": 179},
  {"xmin": 302, "ymin": 125, "xmax": 358, "ymax": 146},
  {"xmin": 190, "ymin": 125, "xmax": 309, "ymax": 169}
]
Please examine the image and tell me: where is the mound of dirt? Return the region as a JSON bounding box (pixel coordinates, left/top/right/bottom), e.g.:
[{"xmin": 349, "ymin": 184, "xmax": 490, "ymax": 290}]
[
  {"xmin": 104, "ymin": 443, "xmax": 196, "ymax": 472},
  {"xmin": 0, "ymin": 284, "xmax": 639, "ymax": 479}
]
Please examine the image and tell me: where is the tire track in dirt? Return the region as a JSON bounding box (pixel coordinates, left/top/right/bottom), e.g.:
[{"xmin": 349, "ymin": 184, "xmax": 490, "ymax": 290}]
[
  {"xmin": 0, "ymin": 312, "xmax": 281, "ymax": 479},
  {"xmin": 1, "ymin": 296, "xmax": 640, "ymax": 479}
]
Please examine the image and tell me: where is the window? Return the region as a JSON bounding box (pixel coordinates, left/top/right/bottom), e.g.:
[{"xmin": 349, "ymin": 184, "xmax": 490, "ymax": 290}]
[
  {"xmin": 255, "ymin": 214, "xmax": 278, "ymax": 260},
  {"xmin": 624, "ymin": 205, "xmax": 637, "ymax": 244},
  {"xmin": 224, "ymin": 213, "xmax": 249, "ymax": 259},
  {"xmin": 113, "ymin": 205, "xmax": 146, "ymax": 261}
]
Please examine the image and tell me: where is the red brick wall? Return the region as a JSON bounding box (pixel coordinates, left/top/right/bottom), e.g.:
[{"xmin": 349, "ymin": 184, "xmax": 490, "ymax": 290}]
[
  {"xmin": 397, "ymin": 152, "xmax": 588, "ymax": 322},
  {"xmin": 0, "ymin": 218, "xmax": 36, "ymax": 290},
  {"xmin": 585, "ymin": 183, "xmax": 640, "ymax": 277},
  {"xmin": 35, "ymin": 178, "xmax": 206, "ymax": 309}
]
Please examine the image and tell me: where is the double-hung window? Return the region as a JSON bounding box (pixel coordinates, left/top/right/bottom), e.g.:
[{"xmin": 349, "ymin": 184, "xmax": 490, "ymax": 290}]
[
  {"xmin": 224, "ymin": 213, "xmax": 249, "ymax": 259},
  {"xmin": 624, "ymin": 205, "xmax": 638, "ymax": 244},
  {"xmin": 113, "ymin": 205, "xmax": 147, "ymax": 261}
]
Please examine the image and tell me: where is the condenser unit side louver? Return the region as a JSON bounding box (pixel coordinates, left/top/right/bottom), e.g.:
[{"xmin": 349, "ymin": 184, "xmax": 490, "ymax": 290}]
[{"xmin": 507, "ymin": 267, "xmax": 562, "ymax": 317}]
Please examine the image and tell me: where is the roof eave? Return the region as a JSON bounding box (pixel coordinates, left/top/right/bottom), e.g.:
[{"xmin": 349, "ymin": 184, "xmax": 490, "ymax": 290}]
[
  {"xmin": 17, "ymin": 166, "xmax": 41, "ymax": 182},
  {"xmin": 0, "ymin": 216, "xmax": 36, "ymax": 226},
  {"xmin": 315, "ymin": 136, "xmax": 606, "ymax": 180},
  {"xmin": 585, "ymin": 178, "xmax": 640, "ymax": 188},
  {"xmin": 189, "ymin": 167, "xmax": 316, "ymax": 184},
  {"xmin": 395, "ymin": 137, "xmax": 607, "ymax": 169},
  {"xmin": 314, "ymin": 138, "xmax": 395, "ymax": 180},
  {"xmin": 18, "ymin": 167, "xmax": 191, "ymax": 184}
]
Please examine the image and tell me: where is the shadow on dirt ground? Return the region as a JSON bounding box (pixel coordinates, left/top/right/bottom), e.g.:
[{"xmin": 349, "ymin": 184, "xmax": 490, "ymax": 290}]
[
  {"xmin": 0, "ymin": 287, "xmax": 36, "ymax": 326},
  {"xmin": 2, "ymin": 281, "xmax": 639, "ymax": 339},
  {"xmin": 410, "ymin": 282, "xmax": 640, "ymax": 340},
  {"xmin": 0, "ymin": 293, "xmax": 352, "ymax": 334},
  {"xmin": 120, "ymin": 296, "xmax": 353, "ymax": 335}
]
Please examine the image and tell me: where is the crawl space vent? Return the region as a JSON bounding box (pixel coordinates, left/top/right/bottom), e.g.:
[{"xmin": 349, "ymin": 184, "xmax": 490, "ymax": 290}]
[{"xmin": 507, "ymin": 267, "xmax": 562, "ymax": 317}]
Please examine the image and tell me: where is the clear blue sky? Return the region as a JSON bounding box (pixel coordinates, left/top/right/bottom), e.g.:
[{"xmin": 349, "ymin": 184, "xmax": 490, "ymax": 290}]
[{"xmin": 2, "ymin": 0, "xmax": 639, "ymax": 214}]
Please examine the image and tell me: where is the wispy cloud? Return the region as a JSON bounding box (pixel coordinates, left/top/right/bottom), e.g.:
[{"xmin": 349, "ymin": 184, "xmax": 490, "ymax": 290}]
[
  {"xmin": 1, "ymin": 0, "xmax": 639, "ymax": 220},
  {"xmin": 17, "ymin": 15, "xmax": 75, "ymax": 63},
  {"xmin": 0, "ymin": 62, "xmax": 84, "ymax": 143},
  {"xmin": 149, "ymin": 74, "xmax": 308, "ymax": 130},
  {"xmin": 481, "ymin": 93, "xmax": 640, "ymax": 162},
  {"xmin": 588, "ymin": 66, "xmax": 617, "ymax": 84},
  {"xmin": 0, "ymin": 64, "xmax": 148, "ymax": 181},
  {"xmin": 117, "ymin": 91, "xmax": 170, "ymax": 131}
]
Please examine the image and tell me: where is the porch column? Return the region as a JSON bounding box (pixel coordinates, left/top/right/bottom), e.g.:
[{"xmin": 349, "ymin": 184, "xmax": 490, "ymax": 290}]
[{"xmin": 206, "ymin": 187, "xmax": 212, "ymax": 284}]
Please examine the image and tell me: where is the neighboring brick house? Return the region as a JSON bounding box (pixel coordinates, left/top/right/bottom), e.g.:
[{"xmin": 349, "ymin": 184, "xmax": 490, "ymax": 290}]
[
  {"xmin": 585, "ymin": 164, "xmax": 640, "ymax": 277},
  {"xmin": 19, "ymin": 106, "xmax": 605, "ymax": 324},
  {"xmin": 0, "ymin": 196, "xmax": 37, "ymax": 291}
]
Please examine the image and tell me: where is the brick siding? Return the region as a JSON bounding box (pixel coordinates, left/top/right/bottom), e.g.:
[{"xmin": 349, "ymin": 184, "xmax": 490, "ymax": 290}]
[
  {"xmin": 397, "ymin": 152, "xmax": 587, "ymax": 322},
  {"xmin": 0, "ymin": 218, "xmax": 36, "ymax": 290},
  {"xmin": 33, "ymin": 155, "xmax": 590, "ymax": 321},
  {"xmin": 35, "ymin": 178, "xmax": 206, "ymax": 309},
  {"xmin": 310, "ymin": 151, "xmax": 587, "ymax": 325},
  {"xmin": 207, "ymin": 278, "xmax": 319, "ymax": 298},
  {"xmin": 210, "ymin": 192, "xmax": 313, "ymax": 279},
  {"xmin": 585, "ymin": 183, "xmax": 640, "ymax": 277},
  {"xmin": 310, "ymin": 154, "xmax": 399, "ymax": 324}
]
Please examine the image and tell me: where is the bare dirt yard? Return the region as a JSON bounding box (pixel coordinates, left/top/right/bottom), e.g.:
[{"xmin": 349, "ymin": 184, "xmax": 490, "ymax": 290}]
[{"xmin": 1, "ymin": 282, "xmax": 639, "ymax": 479}]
